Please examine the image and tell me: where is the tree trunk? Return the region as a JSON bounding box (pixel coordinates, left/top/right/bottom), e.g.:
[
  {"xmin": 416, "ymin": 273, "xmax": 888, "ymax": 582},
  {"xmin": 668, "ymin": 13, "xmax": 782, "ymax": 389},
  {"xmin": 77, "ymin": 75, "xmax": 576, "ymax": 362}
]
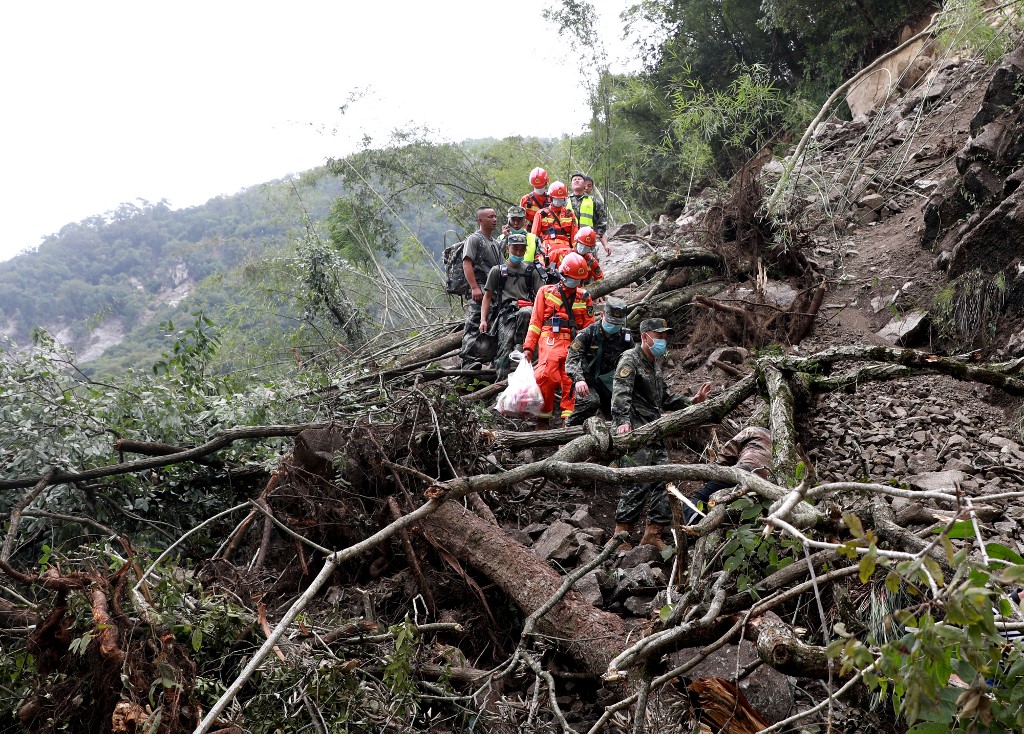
[{"xmin": 421, "ymin": 501, "xmax": 631, "ymax": 677}]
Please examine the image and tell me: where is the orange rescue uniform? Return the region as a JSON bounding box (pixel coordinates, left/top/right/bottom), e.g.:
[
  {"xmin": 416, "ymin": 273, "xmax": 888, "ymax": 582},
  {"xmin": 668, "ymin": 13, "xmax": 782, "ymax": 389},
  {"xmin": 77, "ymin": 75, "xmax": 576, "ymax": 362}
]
[
  {"xmin": 523, "ymin": 283, "xmax": 595, "ymax": 419},
  {"xmin": 520, "ymin": 191, "xmax": 551, "ymax": 230},
  {"xmin": 531, "ymin": 206, "xmax": 578, "ymax": 270}
]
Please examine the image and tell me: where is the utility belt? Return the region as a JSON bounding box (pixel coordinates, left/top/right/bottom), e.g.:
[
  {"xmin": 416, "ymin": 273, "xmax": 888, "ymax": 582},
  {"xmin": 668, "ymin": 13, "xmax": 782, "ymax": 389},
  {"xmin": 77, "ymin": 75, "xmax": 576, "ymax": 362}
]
[{"xmin": 541, "ymin": 317, "xmax": 575, "ymax": 342}]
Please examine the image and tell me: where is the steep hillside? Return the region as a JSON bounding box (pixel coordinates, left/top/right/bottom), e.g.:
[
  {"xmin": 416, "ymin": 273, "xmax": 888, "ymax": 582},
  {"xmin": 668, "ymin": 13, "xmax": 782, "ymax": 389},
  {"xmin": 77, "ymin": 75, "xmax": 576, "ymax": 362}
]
[{"xmin": 0, "ymin": 174, "xmax": 345, "ymax": 370}]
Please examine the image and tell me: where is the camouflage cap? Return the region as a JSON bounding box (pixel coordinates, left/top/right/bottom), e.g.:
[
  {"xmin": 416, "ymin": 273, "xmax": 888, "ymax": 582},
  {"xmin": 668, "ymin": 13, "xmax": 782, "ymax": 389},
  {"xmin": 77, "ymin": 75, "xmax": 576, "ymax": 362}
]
[
  {"xmin": 507, "ymin": 205, "xmax": 527, "ymax": 219},
  {"xmin": 507, "ymin": 232, "xmax": 528, "ymax": 248},
  {"xmin": 603, "ymin": 297, "xmax": 628, "ymax": 326},
  {"xmin": 639, "ymin": 317, "xmax": 674, "ymax": 334}
]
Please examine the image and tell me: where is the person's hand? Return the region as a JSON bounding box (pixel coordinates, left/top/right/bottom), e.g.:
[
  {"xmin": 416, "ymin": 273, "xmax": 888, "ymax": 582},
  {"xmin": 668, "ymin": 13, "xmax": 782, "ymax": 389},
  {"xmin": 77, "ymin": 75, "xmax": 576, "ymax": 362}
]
[
  {"xmin": 575, "ymin": 380, "xmax": 589, "ymax": 398},
  {"xmin": 479, "ymin": 319, "xmax": 488, "ymax": 333},
  {"xmin": 471, "ymin": 286, "xmax": 483, "ymax": 303},
  {"xmin": 502, "ymin": 224, "xmax": 510, "ymax": 235},
  {"xmin": 523, "ymin": 349, "xmax": 533, "ymax": 362},
  {"xmin": 602, "ymin": 236, "xmax": 612, "ymax": 256},
  {"xmin": 617, "ymin": 423, "xmax": 631, "ymax": 435},
  {"xmin": 693, "ymin": 382, "xmax": 713, "ymax": 404}
]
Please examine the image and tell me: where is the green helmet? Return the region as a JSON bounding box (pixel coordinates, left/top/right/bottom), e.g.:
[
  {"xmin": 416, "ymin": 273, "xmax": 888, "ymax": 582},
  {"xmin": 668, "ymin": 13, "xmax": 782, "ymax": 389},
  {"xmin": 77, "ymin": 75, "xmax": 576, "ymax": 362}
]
[{"xmin": 507, "ymin": 205, "xmax": 527, "ymax": 219}]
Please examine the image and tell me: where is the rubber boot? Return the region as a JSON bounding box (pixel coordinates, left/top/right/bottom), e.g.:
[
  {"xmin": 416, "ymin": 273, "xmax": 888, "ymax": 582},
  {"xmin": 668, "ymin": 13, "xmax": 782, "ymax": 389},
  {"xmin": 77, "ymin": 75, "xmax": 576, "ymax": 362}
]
[
  {"xmin": 639, "ymin": 522, "xmax": 668, "ymax": 551},
  {"xmin": 534, "ymin": 416, "xmax": 550, "ymax": 431},
  {"xmin": 613, "ymin": 522, "xmax": 634, "ymax": 551}
]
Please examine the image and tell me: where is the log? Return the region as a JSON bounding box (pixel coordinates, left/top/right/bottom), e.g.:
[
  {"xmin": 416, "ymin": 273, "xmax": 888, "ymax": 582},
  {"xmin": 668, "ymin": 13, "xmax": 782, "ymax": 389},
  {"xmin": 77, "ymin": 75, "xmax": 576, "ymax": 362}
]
[
  {"xmin": 747, "ymin": 611, "xmax": 834, "ymax": 680},
  {"xmin": 392, "ymin": 329, "xmax": 464, "ymax": 369},
  {"xmin": 763, "ymin": 365, "xmax": 800, "ymax": 482},
  {"xmin": 588, "ymin": 247, "xmax": 724, "ymax": 299},
  {"xmin": 421, "ymin": 501, "xmax": 630, "ymax": 677},
  {"xmin": 777, "ymin": 346, "xmax": 1024, "ymax": 395}
]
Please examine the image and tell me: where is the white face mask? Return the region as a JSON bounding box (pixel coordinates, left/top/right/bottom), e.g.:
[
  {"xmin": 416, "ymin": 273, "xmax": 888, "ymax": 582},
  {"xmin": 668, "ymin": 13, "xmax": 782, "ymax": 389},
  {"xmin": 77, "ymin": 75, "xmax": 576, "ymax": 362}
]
[
  {"xmin": 534, "ymin": 187, "xmax": 546, "ymax": 195},
  {"xmin": 552, "ymin": 197, "xmax": 566, "ymax": 207}
]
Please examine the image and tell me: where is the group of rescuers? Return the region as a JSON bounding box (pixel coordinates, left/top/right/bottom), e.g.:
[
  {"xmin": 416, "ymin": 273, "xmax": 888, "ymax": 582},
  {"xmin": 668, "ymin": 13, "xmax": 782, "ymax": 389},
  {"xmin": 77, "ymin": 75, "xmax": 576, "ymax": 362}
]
[{"xmin": 456, "ymin": 168, "xmax": 773, "ymax": 550}]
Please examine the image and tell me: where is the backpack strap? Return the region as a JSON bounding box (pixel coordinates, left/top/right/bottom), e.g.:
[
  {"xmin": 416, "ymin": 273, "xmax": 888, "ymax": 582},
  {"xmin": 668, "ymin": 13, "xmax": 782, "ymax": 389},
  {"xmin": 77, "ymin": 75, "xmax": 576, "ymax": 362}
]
[{"xmin": 557, "ymin": 283, "xmax": 579, "ymax": 339}]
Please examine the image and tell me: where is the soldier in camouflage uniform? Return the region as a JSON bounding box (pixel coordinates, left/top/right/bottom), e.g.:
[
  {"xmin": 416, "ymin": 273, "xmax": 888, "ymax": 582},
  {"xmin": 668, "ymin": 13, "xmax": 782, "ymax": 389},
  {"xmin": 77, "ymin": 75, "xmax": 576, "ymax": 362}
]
[
  {"xmin": 479, "ymin": 233, "xmax": 545, "ymax": 380},
  {"xmin": 564, "ymin": 297, "xmax": 634, "ymax": 425},
  {"xmin": 611, "ymin": 317, "xmax": 712, "ymax": 549}
]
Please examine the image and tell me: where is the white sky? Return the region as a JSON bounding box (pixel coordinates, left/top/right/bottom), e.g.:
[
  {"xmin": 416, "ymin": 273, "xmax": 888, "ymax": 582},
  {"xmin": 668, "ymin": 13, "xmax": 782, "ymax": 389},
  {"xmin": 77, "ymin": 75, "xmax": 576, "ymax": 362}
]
[{"xmin": 0, "ymin": 1, "xmax": 636, "ymax": 262}]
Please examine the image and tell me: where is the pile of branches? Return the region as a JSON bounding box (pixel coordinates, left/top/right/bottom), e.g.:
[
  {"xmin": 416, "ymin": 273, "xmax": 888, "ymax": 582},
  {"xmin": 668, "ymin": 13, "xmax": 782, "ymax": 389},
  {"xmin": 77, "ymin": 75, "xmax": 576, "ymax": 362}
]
[{"xmin": 5, "ymin": 341, "xmax": 1024, "ymax": 732}]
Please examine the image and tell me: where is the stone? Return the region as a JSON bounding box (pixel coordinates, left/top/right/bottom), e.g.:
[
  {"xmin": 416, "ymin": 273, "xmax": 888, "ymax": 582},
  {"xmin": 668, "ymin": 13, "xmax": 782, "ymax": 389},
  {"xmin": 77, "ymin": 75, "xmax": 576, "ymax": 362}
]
[
  {"xmin": 989, "ymin": 436, "xmax": 1021, "ymax": 452},
  {"xmin": 908, "ymin": 470, "xmax": 968, "ymax": 493},
  {"xmin": 521, "ymin": 522, "xmax": 548, "ymax": 540},
  {"xmin": 574, "ymin": 570, "xmax": 604, "ymax": 607},
  {"xmin": 612, "ymin": 562, "xmax": 665, "ymax": 600},
  {"xmin": 618, "ymin": 543, "xmax": 661, "ymax": 569},
  {"xmin": 858, "ymin": 193, "xmax": 885, "ymax": 211},
  {"xmin": 876, "ymin": 310, "xmax": 930, "ymax": 347},
  {"xmin": 706, "ymin": 346, "xmax": 750, "ymax": 368},
  {"xmin": 568, "ymin": 506, "xmax": 597, "ymax": 529},
  {"xmin": 606, "ymin": 222, "xmax": 637, "ymax": 239},
  {"xmin": 623, "ymin": 595, "xmax": 653, "ymax": 616},
  {"xmin": 668, "ymin": 641, "xmax": 794, "ymax": 723},
  {"xmin": 532, "ymin": 521, "xmax": 581, "ymax": 562}
]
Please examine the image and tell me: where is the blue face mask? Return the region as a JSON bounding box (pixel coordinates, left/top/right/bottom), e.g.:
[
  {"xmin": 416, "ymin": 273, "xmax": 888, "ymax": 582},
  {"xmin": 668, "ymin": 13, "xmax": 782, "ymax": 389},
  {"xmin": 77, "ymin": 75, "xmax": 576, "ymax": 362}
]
[
  {"xmin": 508, "ymin": 254, "xmax": 525, "ymax": 264},
  {"xmin": 650, "ymin": 338, "xmax": 668, "ymax": 357},
  {"xmin": 563, "ymin": 277, "xmax": 580, "ymax": 288},
  {"xmin": 602, "ymin": 322, "xmax": 621, "ymax": 334}
]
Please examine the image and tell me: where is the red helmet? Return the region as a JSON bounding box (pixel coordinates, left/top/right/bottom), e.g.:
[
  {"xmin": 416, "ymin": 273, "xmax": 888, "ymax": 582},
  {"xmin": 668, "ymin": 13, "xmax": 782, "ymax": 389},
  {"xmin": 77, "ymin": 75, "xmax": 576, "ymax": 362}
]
[
  {"xmin": 575, "ymin": 226, "xmax": 597, "ymax": 247},
  {"xmin": 529, "ymin": 167, "xmax": 549, "ymax": 188},
  {"xmin": 548, "ymin": 180, "xmax": 568, "ymax": 198},
  {"xmin": 558, "ymin": 252, "xmax": 589, "ymax": 280}
]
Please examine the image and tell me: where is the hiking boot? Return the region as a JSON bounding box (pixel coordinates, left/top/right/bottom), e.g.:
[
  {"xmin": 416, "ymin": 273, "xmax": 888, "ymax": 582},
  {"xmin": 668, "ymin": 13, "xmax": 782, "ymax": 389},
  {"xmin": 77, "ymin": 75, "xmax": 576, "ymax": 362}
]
[
  {"xmin": 613, "ymin": 522, "xmax": 634, "ymax": 551},
  {"xmin": 535, "ymin": 417, "xmax": 550, "ymax": 431},
  {"xmin": 639, "ymin": 522, "xmax": 668, "ymax": 551}
]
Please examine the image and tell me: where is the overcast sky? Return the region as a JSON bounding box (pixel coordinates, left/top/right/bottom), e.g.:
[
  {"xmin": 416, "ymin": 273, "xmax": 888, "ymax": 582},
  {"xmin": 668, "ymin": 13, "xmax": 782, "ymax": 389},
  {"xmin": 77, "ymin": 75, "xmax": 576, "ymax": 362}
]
[{"xmin": 0, "ymin": 1, "xmax": 637, "ymax": 262}]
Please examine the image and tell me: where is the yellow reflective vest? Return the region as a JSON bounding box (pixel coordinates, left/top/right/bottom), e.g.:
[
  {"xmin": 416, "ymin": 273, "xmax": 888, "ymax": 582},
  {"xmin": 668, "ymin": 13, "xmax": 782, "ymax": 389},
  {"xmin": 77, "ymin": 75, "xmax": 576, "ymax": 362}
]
[{"xmin": 568, "ymin": 195, "xmax": 595, "ymax": 228}]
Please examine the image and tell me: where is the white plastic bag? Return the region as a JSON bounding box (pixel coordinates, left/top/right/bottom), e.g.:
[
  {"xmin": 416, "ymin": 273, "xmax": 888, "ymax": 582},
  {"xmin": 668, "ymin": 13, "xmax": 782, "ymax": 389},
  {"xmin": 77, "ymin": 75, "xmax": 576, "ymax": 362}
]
[{"xmin": 496, "ymin": 352, "xmax": 543, "ymax": 416}]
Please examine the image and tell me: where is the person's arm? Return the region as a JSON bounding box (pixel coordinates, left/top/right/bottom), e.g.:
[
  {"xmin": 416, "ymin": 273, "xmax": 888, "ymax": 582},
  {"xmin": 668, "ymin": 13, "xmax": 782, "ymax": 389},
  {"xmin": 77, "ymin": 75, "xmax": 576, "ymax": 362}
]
[
  {"xmin": 480, "ymin": 288, "xmax": 493, "ymax": 333},
  {"xmin": 565, "ymin": 330, "xmax": 589, "ymax": 397},
  {"xmin": 463, "ymin": 257, "xmax": 482, "ymax": 302},
  {"xmin": 611, "ymin": 354, "xmax": 636, "ymax": 434},
  {"xmin": 664, "ymin": 381, "xmax": 713, "ymax": 411}
]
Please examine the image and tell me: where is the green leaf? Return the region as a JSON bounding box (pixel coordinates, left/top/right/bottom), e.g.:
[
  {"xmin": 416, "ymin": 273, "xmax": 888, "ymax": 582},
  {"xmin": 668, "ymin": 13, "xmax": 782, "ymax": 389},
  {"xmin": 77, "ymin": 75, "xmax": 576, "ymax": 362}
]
[
  {"xmin": 659, "ymin": 604, "xmax": 673, "ymax": 623},
  {"xmin": 844, "ymin": 512, "xmax": 865, "ymax": 539},
  {"xmin": 191, "ymin": 627, "xmax": 202, "ymax": 652},
  {"xmin": 859, "ymin": 548, "xmax": 877, "ymax": 584},
  {"xmin": 934, "ymin": 520, "xmax": 975, "ymax": 539},
  {"xmin": 986, "ymin": 542, "xmax": 1024, "ymax": 565}
]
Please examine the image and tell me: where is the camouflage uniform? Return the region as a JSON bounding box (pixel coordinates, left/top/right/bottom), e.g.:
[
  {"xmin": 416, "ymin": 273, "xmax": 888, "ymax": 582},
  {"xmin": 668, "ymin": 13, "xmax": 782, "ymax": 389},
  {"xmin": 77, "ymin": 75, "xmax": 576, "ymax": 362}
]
[
  {"xmin": 460, "ymin": 230, "xmax": 502, "ymax": 367},
  {"xmin": 610, "ymin": 345, "xmax": 693, "ymax": 525},
  {"xmin": 684, "ymin": 427, "xmax": 773, "ymax": 523},
  {"xmin": 564, "ymin": 312, "xmax": 634, "ymax": 425},
  {"xmin": 483, "ymin": 261, "xmax": 545, "ymax": 379}
]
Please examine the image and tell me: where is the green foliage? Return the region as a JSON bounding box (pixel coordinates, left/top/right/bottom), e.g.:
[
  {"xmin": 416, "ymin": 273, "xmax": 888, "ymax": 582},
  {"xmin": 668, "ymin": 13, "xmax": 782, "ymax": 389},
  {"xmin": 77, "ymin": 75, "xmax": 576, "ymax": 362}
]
[
  {"xmin": 668, "ymin": 63, "xmax": 786, "ymax": 181},
  {"xmin": 829, "ymin": 524, "xmax": 1024, "ymax": 732},
  {"xmin": 721, "ymin": 496, "xmax": 798, "ymax": 593},
  {"xmin": 937, "ymin": 0, "xmax": 1017, "ymax": 64}
]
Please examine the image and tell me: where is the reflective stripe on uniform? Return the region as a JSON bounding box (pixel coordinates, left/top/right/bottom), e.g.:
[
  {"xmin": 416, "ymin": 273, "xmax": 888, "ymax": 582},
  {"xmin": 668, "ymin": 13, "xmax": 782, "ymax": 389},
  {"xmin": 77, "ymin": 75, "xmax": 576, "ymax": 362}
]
[{"xmin": 569, "ymin": 196, "xmax": 595, "ymax": 228}]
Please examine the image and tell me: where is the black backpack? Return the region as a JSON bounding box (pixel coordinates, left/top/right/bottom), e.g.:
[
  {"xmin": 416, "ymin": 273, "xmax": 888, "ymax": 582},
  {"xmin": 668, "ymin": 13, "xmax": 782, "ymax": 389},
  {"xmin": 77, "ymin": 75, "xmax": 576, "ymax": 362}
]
[
  {"xmin": 496, "ymin": 262, "xmax": 540, "ymax": 306},
  {"xmin": 442, "ymin": 231, "xmax": 470, "ymax": 297}
]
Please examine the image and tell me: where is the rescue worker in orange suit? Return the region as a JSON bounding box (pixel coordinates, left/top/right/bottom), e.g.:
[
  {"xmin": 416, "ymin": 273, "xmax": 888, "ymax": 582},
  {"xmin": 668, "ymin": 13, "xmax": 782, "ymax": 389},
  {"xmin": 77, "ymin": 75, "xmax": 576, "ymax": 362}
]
[
  {"xmin": 573, "ymin": 226, "xmax": 605, "ymax": 285},
  {"xmin": 521, "ymin": 253, "xmax": 594, "ymax": 429},
  {"xmin": 531, "ymin": 180, "xmax": 578, "ymax": 273},
  {"xmin": 520, "ymin": 167, "xmax": 551, "ymax": 230}
]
